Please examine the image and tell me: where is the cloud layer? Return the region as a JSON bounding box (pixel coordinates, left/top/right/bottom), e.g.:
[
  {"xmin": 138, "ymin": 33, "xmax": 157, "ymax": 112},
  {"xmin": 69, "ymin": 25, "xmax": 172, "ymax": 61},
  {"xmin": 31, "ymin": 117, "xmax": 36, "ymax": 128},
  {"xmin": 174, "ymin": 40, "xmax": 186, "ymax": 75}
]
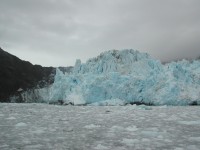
[{"xmin": 1, "ymin": 0, "xmax": 200, "ymax": 66}]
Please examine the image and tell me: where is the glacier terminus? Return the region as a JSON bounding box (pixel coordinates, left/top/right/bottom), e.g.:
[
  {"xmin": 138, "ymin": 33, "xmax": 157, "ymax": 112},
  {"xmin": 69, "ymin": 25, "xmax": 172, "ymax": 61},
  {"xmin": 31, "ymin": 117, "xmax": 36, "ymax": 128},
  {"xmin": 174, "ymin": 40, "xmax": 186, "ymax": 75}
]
[{"xmin": 15, "ymin": 49, "xmax": 200, "ymax": 106}]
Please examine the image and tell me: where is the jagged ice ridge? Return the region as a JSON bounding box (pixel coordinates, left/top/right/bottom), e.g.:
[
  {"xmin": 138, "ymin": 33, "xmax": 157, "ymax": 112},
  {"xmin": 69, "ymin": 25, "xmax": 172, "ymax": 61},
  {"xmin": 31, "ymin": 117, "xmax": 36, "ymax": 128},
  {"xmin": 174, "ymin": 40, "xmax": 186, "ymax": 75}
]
[{"xmin": 18, "ymin": 49, "xmax": 200, "ymax": 105}]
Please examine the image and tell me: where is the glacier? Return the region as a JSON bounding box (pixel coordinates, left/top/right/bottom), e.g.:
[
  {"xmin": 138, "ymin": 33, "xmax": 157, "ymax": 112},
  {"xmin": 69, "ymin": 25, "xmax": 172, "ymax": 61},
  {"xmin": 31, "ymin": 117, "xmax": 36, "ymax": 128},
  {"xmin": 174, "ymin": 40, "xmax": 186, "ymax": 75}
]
[{"xmin": 15, "ymin": 49, "xmax": 200, "ymax": 105}]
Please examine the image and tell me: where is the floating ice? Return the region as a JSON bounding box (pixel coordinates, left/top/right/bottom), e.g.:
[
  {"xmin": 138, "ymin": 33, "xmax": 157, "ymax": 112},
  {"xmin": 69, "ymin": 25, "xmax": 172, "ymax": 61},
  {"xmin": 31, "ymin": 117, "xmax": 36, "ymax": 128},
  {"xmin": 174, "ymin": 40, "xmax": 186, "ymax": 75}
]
[
  {"xmin": 15, "ymin": 122, "xmax": 27, "ymax": 127},
  {"xmin": 122, "ymin": 138, "xmax": 139, "ymax": 146},
  {"xmin": 178, "ymin": 121, "xmax": 200, "ymax": 125},
  {"xmin": 84, "ymin": 124, "xmax": 101, "ymax": 129},
  {"xmin": 126, "ymin": 125, "xmax": 138, "ymax": 132},
  {"xmin": 94, "ymin": 144, "xmax": 109, "ymax": 150},
  {"xmin": 6, "ymin": 116, "xmax": 16, "ymax": 120}
]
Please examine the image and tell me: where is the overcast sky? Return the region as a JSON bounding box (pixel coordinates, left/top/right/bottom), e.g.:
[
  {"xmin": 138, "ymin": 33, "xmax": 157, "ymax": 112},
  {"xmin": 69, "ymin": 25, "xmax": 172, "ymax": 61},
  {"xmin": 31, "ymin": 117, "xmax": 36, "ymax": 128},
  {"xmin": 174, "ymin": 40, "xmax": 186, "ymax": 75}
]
[{"xmin": 0, "ymin": 0, "xmax": 200, "ymax": 67}]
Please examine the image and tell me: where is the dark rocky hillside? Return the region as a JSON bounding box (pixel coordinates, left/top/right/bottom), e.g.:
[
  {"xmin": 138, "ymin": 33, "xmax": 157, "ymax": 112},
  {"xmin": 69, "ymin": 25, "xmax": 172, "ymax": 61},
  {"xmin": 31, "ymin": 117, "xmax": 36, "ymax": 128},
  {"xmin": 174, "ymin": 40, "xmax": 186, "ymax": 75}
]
[{"xmin": 0, "ymin": 47, "xmax": 55, "ymax": 102}]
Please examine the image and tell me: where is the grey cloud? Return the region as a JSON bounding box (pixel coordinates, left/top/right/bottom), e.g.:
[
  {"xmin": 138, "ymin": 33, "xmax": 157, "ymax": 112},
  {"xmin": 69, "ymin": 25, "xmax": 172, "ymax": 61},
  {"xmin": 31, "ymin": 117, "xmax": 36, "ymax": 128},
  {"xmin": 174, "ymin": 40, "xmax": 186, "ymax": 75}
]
[{"xmin": 0, "ymin": 0, "xmax": 200, "ymax": 66}]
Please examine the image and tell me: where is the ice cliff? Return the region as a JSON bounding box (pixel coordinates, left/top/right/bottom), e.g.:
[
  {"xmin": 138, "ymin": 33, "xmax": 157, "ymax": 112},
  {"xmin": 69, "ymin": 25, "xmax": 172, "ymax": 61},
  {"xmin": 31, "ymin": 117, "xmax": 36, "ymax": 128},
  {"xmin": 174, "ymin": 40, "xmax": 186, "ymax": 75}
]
[{"xmin": 17, "ymin": 49, "xmax": 200, "ymax": 105}]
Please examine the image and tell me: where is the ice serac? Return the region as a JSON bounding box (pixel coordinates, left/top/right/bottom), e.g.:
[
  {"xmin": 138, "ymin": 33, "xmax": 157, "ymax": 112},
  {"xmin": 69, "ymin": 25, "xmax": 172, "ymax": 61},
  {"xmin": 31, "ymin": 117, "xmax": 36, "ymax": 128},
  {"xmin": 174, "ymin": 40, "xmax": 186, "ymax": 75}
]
[
  {"xmin": 73, "ymin": 49, "xmax": 160, "ymax": 75},
  {"xmin": 18, "ymin": 49, "xmax": 200, "ymax": 105},
  {"xmin": 46, "ymin": 49, "xmax": 200, "ymax": 105},
  {"xmin": 158, "ymin": 60, "xmax": 200, "ymax": 105},
  {"xmin": 47, "ymin": 49, "xmax": 162, "ymax": 104}
]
